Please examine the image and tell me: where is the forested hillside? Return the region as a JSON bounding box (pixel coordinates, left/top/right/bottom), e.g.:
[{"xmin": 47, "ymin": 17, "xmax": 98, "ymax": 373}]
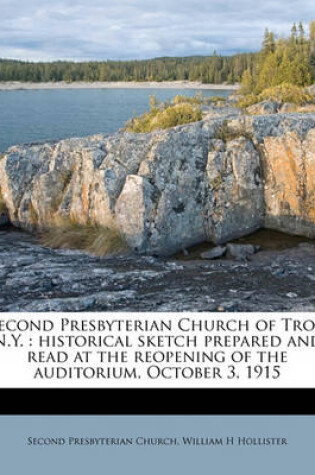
[
  {"xmin": 0, "ymin": 54, "xmax": 255, "ymax": 84},
  {"xmin": 241, "ymin": 21, "xmax": 315, "ymax": 93},
  {"xmin": 1, "ymin": 21, "xmax": 314, "ymax": 86}
]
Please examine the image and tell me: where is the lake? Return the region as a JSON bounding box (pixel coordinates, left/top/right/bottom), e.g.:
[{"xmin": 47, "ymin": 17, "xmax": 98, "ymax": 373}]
[{"xmin": 0, "ymin": 88, "xmax": 232, "ymax": 152}]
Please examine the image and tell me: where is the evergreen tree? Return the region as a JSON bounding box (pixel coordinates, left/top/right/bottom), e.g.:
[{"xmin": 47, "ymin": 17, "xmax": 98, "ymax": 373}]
[
  {"xmin": 262, "ymin": 29, "xmax": 276, "ymax": 54},
  {"xmin": 241, "ymin": 69, "xmax": 254, "ymax": 94},
  {"xmin": 0, "ymin": 55, "xmax": 254, "ymax": 84},
  {"xmin": 241, "ymin": 21, "xmax": 314, "ymax": 94},
  {"xmin": 298, "ymin": 21, "xmax": 305, "ymax": 43},
  {"xmin": 291, "ymin": 23, "xmax": 298, "ymax": 44},
  {"xmin": 1, "ymin": 22, "xmax": 314, "ymax": 87},
  {"xmin": 310, "ymin": 20, "xmax": 315, "ymax": 77}
]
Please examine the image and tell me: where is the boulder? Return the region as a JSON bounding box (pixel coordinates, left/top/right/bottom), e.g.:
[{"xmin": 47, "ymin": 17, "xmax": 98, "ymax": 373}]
[
  {"xmin": 115, "ymin": 175, "xmax": 155, "ymax": 253},
  {"xmin": 205, "ymin": 136, "xmax": 264, "ymax": 244},
  {"xmin": 0, "ymin": 113, "xmax": 315, "ymax": 255},
  {"xmin": 226, "ymin": 243, "xmax": 259, "ymax": 260},
  {"xmin": 201, "ymin": 246, "xmax": 227, "ymax": 259},
  {"xmin": 246, "ymin": 101, "xmax": 280, "ymax": 115}
]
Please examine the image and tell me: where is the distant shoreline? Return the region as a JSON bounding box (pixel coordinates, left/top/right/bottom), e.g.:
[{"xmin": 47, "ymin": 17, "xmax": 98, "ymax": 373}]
[{"xmin": 0, "ymin": 80, "xmax": 239, "ymax": 91}]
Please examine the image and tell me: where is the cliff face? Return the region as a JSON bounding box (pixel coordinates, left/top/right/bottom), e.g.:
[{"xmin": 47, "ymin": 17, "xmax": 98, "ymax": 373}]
[
  {"xmin": 263, "ymin": 128, "xmax": 315, "ymax": 237},
  {"xmin": 0, "ymin": 113, "xmax": 314, "ymax": 255}
]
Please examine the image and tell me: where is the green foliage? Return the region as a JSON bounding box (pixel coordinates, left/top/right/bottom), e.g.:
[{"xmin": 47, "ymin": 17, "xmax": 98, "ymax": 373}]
[
  {"xmin": 310, "ymin": 21, "xmax": 315, "ymax": 77},
  {"xmin": 172, "ymin": 93, "xmax": 226, "ymax": 105},
  {"xmin": 238, "ymin": 84, "xmax": 315, "ymax": 109},
  {"xmin": 41, "ymin": 220, "xmax": 129, "ymax": 256},
  {"xmin": 262, "ymin": 29, "xmax": 276, "ymax": 55},
  {"xmin": 149, "ymin": 94, "xmax": 158, "ymax": 109},
  {"xmin": 0, "ymin": 54, "xmax": 256, "ymax": 84},
  {"xmin": 209, "ymin": 95, "xmax": 227, "ymax": 103},
  {"xmin": 237, "ymin": 94, "xmax": 262, "ymax": 109},
  {"xmin": 125, "ymin": 95, "xmax": 202, "ymax": 133},
  {"xmin": 172, "ymin": 92, "xmax": 203, "ymax": 105},
  {"xmin": 241, "ymin": 69, "xmax": 254, "ymax": 95},
  {"xmin": 241, "ymin": 21, "xmax": 314, "ymax": 95},
  {"xmin": 259, "ymin": 83, "xmax": 313, "ymax": 104}
]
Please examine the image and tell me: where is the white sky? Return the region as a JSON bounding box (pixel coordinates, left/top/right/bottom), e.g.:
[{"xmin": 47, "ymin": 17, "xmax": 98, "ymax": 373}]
[{"xmin": 0, "ymin": 0, "xmax": 314, "ymax": 61}]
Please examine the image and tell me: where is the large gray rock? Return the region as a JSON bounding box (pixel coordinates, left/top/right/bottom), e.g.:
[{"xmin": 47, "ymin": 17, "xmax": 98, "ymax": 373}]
[
  {"xmin": 226, "ymin": 243, "xmax": 259, "ymax": 260},
  {"xmin": 0, "ymin": 113, "xmax": 315, "ymax": 255},
  {"xmin": 201, "ymin": 246, "xmax": 227, "ymax": 259},
  {"xmin": 247, "ymin": 101, "xmax": 280, "ymax": 115},
  {"xmin": 204, "ymin": 136, "xmax": 264, "ymax": 244},
  {"xmin": 115, "ymin": 175, "xmax": 155, "ymax": 253}
]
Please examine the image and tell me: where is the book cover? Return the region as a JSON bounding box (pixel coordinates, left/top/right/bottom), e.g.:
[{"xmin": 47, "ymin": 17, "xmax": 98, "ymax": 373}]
[{"xmin": 0, "ymin": 0, "xmax": 314, "ymax": 473}]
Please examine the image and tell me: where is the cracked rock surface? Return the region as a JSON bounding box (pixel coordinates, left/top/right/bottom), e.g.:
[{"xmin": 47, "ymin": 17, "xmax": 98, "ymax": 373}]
[
  {"xmin": 1, "ymin": 228, "xmax": 314, "ymax": 312},
  {"xmin": 1, "ymin": 112, "xmax": 315, "ymax": 256}
]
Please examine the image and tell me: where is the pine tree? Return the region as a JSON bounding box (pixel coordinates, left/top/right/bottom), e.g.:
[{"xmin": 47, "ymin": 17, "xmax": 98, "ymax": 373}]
[
  {"xmin": 262, "ymin": 29, "xmax": 276, "ymax": 54},
  {"xmin": 298, "ymin": 21, "xmax": 305, "ymax": 43},
  {"xmin": 241, "ymin": 68, "xmax": 254, "ymax": 94},
  {"xmin": 291, "ymin": 23, "xmax": 298, "ymax": 43},
  {"xmin": 310, "ymin": 20, "xmax": 315, "ymax": 78},
  {"xmin": 241, "ymin": 21, "xmax": 314, "ymax": 94}
]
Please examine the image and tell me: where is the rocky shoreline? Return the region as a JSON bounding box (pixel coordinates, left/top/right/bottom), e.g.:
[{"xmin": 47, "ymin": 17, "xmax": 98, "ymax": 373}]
[
  {"xmin": 1, "ymin": 106, "xmax": 315, "ymax": 255},
  {"xmin": 0, "ymin": 227, "xmax": 314, "ymax": 311},
  {"xmin": 0, "ymin": 98, "xmax": 314, "ymax": 312}
]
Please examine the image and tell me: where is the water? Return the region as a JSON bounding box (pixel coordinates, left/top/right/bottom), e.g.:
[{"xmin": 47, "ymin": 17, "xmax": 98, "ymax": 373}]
[
  {"xmin": 175, "ymin": 229, "xmax": 313, "ymax": 260},
  {"xmin": 0, "ymin": 88, "xmax": 232, "ymax": 152}
]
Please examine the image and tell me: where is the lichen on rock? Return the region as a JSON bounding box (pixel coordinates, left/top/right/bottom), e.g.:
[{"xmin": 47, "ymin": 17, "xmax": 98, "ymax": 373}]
[{"xmin": 0, "ymin": 112, "xmax": 314, "ymax": 255}]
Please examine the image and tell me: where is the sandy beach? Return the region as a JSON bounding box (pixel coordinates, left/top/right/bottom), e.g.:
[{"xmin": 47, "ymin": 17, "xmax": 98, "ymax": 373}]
[{"xmin": 0, "ymin": 80, "xmax": 239, "ymax": 91}]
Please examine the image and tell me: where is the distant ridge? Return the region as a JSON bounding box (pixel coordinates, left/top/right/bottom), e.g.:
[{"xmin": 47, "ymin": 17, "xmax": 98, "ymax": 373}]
[{"xmin": 0, "ymin": 53, "xmax": 255, "ymax": 84}]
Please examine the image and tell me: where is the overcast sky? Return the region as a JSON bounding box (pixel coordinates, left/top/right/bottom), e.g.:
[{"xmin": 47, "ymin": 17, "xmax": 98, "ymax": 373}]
[{"xmin": 0, "ymin": 0, "xmax": 314, "ymax": 61}]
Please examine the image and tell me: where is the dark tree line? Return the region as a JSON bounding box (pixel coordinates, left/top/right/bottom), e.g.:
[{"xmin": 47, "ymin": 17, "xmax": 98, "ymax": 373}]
[{"xmin": 0, "ymin": 54, "xmax": 256, "ymax": 84}]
